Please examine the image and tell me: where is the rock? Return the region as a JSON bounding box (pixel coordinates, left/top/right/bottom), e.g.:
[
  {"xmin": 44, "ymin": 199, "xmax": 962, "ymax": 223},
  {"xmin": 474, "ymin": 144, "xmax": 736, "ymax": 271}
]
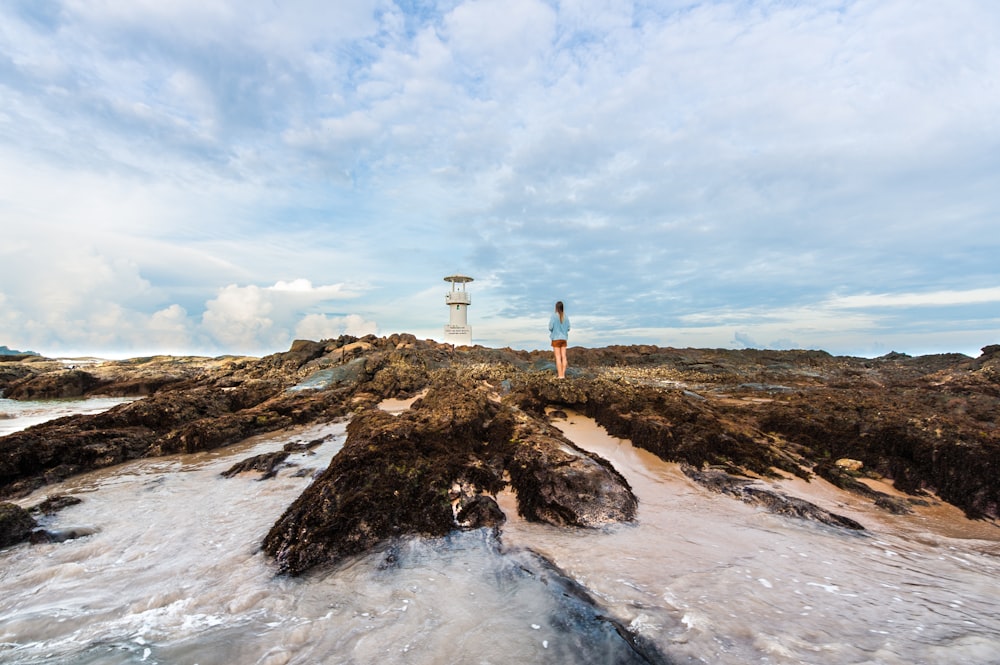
[
  {"xmin": 980, "ymin": 344, "xmax": 1000, "ymax": 358},
  {"xmin": 220, "ymin": 451, "xmax": 291, "ymax": 480},
  {"xmin": 0, "ymin": 502, "xmax": 37, "ymax": 547},
  {"xmin": 29, "ymin": 494, "xmax": 83, "ymax": 515},
  {"xmin": 1, "ymin": 335, "xmax": 998, "ymax": 565},
  {"xmin": 263, "ymin": 373, "xmax": 638, "ymax": 575},
  {"xmin": 29, "ymin": 526, "xmax": 99, "ymax": 544},
  {"xmin": 507, "ymin": 413, "xmax": 637, "ymax": 527},
  {"xmin": 263, "ymin": 375, "xmax": 513, "ymax": 575},
  {"xmin": 4, "ymin": 369, "xmax": 104, "ymax": 399},
  {"xmin": 835, "ymin": 458, "xmax": 864, "ymax": 472},
  {"xmin": 282, "ymin": 436, "xmax": 327, "ymax": 452},
  {"xmin": 682, "ymin": 466, "xmax": 865, "ymax": 531},
  {"xmin": 506, "ymin": 545, "xmax": 674, "ymax": 665},
  {"xmin": 813, "ymin": 461, "xmax": 912, "ymax": 514},
  {"xmin": 0, "ymin": 366, "xmax": 350, "ymax": 498},
  {"xmin": 454, "ymin": 494, "xmax": 506, "ymax": 529}
]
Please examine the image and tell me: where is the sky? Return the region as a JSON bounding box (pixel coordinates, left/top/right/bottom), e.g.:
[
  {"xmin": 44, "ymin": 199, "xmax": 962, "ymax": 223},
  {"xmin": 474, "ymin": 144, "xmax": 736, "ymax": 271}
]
[{"xmin": 1, "ymin": 0, "xmax": 998, "ymax": 359}]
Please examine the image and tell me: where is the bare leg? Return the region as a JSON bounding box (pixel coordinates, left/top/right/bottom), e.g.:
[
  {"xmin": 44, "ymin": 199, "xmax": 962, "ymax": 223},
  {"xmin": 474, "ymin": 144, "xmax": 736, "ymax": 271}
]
[{"xmin": 555, "ymin": 346, "xmax": 568, "ymax": 378}]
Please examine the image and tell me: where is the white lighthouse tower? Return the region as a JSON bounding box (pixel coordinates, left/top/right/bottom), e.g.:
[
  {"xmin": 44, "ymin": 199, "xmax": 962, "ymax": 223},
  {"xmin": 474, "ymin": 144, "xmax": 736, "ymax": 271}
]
[{"xmin": 443, "ymin": 274, "xmax": 473, "ymax": 345}]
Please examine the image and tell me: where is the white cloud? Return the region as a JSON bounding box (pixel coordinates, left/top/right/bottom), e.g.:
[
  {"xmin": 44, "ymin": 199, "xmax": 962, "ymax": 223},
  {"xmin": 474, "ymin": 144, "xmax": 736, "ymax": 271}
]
[
  {"xmin": 148, "ymin": 304, "xmax": 196, "ymax": 351},
  {"xmin": 202, "ymin": 284, "xmax": 278, "ymax": 350},
  {"xmin": 828, "ymin": 287, "xmax": 1000, "ymax": 309},
  {"xmin": 294, "ymin": 313, "xmax": 377, "ymax": 341},
  {"xmin": 200, "ymin": 280, "xmax": 371, "ymax": 353},
  {"xmin": 444, "ymin": 0, "xmax": 557, "ymax": 70}
]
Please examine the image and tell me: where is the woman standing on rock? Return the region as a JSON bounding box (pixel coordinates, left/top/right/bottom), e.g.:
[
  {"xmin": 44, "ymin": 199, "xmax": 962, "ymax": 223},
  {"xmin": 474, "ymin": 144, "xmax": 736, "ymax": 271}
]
[{"xmin": 549, "ymin": 301, "xmax": 570, "ymax": 379}]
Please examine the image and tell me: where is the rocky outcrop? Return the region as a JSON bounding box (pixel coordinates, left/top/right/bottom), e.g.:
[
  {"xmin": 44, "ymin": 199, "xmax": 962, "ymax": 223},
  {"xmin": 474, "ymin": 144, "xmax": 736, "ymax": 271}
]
[
  {"xmin": 507, "ymin": 409, "xmax": 637, "ymax": 527},
  {"xmin": 263, "ymin": 372, "xmax": 639, "ymax": 575},
  {"xmin": 3, "ymin": 369, "xmax": 105, "ymax": 399},
  {"xmin": 0, "ymin": 341, "xmax": 372, "ymax": 497},
  {"xmin": 2, "ymin": 336, "xmax": 999, "ymax": 572},
  {"xmin": 0, "ymin": 355, "xmax": 232, "ymax": 399}
]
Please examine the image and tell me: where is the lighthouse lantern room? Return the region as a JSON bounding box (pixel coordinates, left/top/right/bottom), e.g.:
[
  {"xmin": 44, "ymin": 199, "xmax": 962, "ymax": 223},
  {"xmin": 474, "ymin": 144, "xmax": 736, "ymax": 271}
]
[{"xmin": 443, "ymin": 274, "xmax": 473, "ymax": 345}]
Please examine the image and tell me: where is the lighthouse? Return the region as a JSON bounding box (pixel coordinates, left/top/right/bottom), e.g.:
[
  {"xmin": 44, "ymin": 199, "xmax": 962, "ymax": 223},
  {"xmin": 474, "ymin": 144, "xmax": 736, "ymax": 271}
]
[{"xmin": 443, "ymin": 274, "xmax": 473, "ymax": 345}]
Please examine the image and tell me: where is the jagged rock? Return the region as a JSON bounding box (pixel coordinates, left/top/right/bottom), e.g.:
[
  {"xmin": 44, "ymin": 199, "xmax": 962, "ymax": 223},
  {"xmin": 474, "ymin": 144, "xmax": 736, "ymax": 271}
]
[
  {"xmin": 220, "ymin": 451, "xmax": 291, "ymax": 480},
  {"xmin": 0, "ymin": 501, "xmax": 37, "ymax": 547},
  {"xmin": 507, "ymin": 413, "xmax": 637, "ymax": 527},
  {"xmin": 263, "ymin": 374, "xmax": 639, "ymax": 575},
  {"xmin": 814, "ymin": 461, "xmax": 913, "ymax": 515},
  {"xmin": 263, "ymin": 375, "xmax": 511, "ymax": 575},
  {"xmin": 282, "ymin": 436, "xmax": 328, "ymax": 452},
  {"xmin": 0, "ymin": 372, "xmax": 349, "ymax": 498}
]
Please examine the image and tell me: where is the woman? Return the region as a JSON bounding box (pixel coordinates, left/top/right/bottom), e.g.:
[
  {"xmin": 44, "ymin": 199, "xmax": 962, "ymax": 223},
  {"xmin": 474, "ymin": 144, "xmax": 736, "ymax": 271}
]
[{"xmin": 548, "ymin": 300, "xmax": 570, "ymax": 379}]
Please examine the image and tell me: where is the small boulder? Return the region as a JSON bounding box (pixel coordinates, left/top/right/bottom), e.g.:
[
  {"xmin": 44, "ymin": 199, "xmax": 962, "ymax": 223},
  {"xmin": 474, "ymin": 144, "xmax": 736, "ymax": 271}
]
[
  {"xmin": 29, "ymin": 526, "xmax": 99, "ymax": 544},
  {"xmin": 0, "ymin": 502, "xmax": 38, "ymax": 548},
  {"xmin": 30, "ymin": 494, "xmax": 83, "ymax": 515},
  {"xmin": 835, "ymin": 458, "xmax": 864, "ymax": 473}
]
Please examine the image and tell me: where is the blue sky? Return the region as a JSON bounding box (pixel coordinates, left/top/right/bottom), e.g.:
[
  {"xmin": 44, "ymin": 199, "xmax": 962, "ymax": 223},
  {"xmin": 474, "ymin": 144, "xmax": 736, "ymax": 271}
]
[{"xmin": 1, "ymin": 0, "xmax": 998, "ymax": 358}]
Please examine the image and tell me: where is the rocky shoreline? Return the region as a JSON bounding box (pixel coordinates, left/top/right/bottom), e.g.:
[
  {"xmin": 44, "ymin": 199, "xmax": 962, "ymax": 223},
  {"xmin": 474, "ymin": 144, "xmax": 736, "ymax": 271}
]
[{"xmin": 2, "ymin": 336, "xmax": 999, "ymax": 574}]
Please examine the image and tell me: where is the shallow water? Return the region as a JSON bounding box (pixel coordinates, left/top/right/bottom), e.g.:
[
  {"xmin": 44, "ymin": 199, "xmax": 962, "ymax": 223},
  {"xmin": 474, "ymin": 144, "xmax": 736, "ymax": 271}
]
[
  {"xmin": 1, "ymin": 405, "xmax": 999, "ymax": 664},
  {"xmin": 0, "ymin": 396, "xmax": 138, "ymax": 437},
  {"xmin": 512, "ymin": 412, "xmax": 1000, "ymax": 664}
]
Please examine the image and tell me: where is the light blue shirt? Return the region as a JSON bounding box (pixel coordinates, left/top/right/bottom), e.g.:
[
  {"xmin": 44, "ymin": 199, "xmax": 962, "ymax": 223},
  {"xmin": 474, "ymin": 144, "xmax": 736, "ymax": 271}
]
[{"xmin": 549, "ymin": 312, "xmax": 570, "ymax": 341}]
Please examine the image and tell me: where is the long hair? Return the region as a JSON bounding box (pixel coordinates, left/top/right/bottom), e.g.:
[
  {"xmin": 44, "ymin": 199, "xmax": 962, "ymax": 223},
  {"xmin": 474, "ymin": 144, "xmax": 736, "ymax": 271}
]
[{"xmin": 555, "ymin": 300, "xmax": 564, "ymax": 323}]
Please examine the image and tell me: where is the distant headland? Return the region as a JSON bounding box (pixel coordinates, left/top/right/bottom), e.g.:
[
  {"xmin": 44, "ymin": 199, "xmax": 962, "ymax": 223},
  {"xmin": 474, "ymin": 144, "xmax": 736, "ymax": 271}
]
[{"xmin": 0, "ymin": 346, "xmax": 39, "ymax": 357}]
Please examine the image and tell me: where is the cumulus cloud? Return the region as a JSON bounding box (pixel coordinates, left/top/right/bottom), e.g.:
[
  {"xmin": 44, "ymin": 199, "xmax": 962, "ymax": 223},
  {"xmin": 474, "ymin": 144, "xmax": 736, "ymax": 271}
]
[
  {"xmin": 294, "ymin": 313, "xmax": 377, "ymax": 341},
  {"xmin": 200, "ymin": 280, "xmax": 373, "ymax": 353}
]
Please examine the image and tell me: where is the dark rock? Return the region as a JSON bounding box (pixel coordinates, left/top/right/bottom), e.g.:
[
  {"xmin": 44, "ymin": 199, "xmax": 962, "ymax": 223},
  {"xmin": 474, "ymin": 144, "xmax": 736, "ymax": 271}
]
[
  {"xmin": 282, "ymin": 436, "xmax": 328, "ymax": 452},
  {"xmin": 507, "ymin": 412, "xmax": 637, "ymax": 527},
  {"xmin": 813, "ymin": 461, "xmax": 912, "ymax": 514},
  {"xmin": 263, "ymin": 373, "xmax": 639, "ymax": 575},
  {"xmin": 220, "ymin": 451, "xmax": 291, "ymax": 480},
  {"xmin": 0, "ymin": 501, "xmax": 37, "ymax": 547},
  {"xmin": 454, "ymin": 494, "xmax": 506, "ymax": 529},
  {"xmin": 507, "ymin": 545, "xmax": 674, "ymax": 665},
  {"xmin": 979, "ymin": 345, "xmax": 1000, "ymax": 358},
  {"xmin": 4, "ymin": 369, "xmax": 104, "ymax": 400},
  {"xmin": 0, "ymin": 361, "xmax": 351, "ymax": 498},
  {"xmin": 29, "ymin": 526, "xmax": 99, "ymax": 544},
  {"xmin": 682, "ymin": 465, "xmax": 865, "ymax": 531},
  {"xmin": 263, "ymin": 375, "xmax": 513, "ymax": 575},
  {"xmin": 873, "ymin": 495, "xmax": 914, "ymax": 515},
  {"xmin": 29, "ymin": 494, "xmax": 83, "ymax": 515}
]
